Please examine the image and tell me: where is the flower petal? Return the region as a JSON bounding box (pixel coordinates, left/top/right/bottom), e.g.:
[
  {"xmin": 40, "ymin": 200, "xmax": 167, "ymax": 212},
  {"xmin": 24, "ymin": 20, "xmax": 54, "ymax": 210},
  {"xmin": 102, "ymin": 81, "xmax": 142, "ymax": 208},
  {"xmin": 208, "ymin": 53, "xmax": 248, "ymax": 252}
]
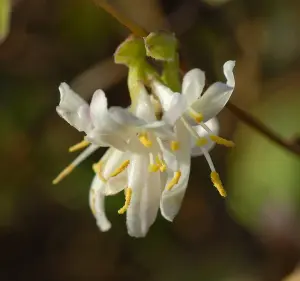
[
  {"xmin": 224, "ymin": 60, "xmax": 235, "ymax": 87},
  {"xmin": 126, "ymin": 154, "xmax": 148, "ymax": 237},
  {"xmin": 142, "ymin": 121, "xmax": 175, "ymax": 140},
  {"xmin": 106, "ymin": 173, "xmax": 127, "ymax": 196},
  {"xmin": 134, "ymin": 86, "xmax": 156, "ymax": 122},
  {"xmin": 191, "ymin": 82, "xmax": 233, "ymax": 122},
  {"xmin": 89, "ymin": 175, "xmax": 111, "ymax": 232},
  {"xmin": 56, "ymin": 83, "xmax": 91, "ymax": 132},
  {"xmin": 109, "ymin": 107, "xmax": 145, "ymax": 127},
  {"xmin": 163, "ymin": 93, "xmax": 187, "ymax": 125},
  {"xmin": 160, "ymin": 121, "xmax": 191, "ymax": 221},
  {"xmin": 58, "ymin": 82, "xmax": 87, "ymax": 111},
  {"xmin": 90, "ymin": 89, "xmax": 108, "ymax": 128},
  {"xmin": 86, "ymin": 130, "xmax": 128, "ymax": 151},
  {"xmin": 151, "ymin": 80, "xmax": 174, "ymax": 111},
  {"xmin": 140, "ymin": 161, "xmax": 161, "ymax": 235},
  {"xmin": 182, "ymin": 68, "xmax": 205, "ymax": 105},
  {"xmin": 191, "ymin": 118, "xmax": 219, "ymax": 157}
]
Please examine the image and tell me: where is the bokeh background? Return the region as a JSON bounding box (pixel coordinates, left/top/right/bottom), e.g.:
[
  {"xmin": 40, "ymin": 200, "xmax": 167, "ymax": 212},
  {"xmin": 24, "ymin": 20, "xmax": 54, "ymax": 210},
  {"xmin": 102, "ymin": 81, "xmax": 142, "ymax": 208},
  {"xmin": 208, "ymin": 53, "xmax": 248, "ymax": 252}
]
[{"xmin": 1, "ymin": 0, "xmax": 300, "ymax": 280}]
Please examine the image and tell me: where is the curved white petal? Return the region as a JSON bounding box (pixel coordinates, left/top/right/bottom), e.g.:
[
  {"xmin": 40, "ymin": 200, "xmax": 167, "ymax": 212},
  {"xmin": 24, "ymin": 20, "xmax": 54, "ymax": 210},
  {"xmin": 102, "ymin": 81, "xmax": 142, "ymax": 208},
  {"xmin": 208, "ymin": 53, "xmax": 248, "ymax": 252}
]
[
  {"xmin": 142, "ymin": 121, "xmax": 175, "ymax": 140},
  {"xmin": 58, "ymin": 83, "xmax": 87, "ymax": 111},
  {"xmin": 182, "ymin": 68, "xmax": 205, "ymax": 106},
  {"xmin": 56, "ymin": 83, "xmax": 91, "ymax": 132},
  {"xmin": 109, "ymin": 107, "xmax": 145, "ymax": 127},
  {"xmin": 160, "ymin": 121, "xmax": 191, "ymax": 221},
  {"xmin": 151, "ymin": 80, "xmax": 175, "ymax": 111},
  {"xmin": 191, "ymin": 82, "xmax": 233, "ymax": 122},
  {"xmin": 191, "ymin": 118, "xmax": 219, "ymax": 157},
  {"xmin": 90, "ymin": 89, "xmax": 108, "ymax": 128},
  {"xmin": 224, "ymin": 60, "xmax": 235, "ymax": 87},
  {"xmin": 89, "ymin": 175, "xmax": 111, "ymax": 232},
  {"xmin": 102, "ymin": 149, "xmax": 126, "ymax": 178},
  {"xmin": 99, "ymin": 149, "xmax": 128, "ymax": 196},
  {"xmin": 126, "ymin": 154, "xmax": 148, "ymax": 237},
  {"xmin": 140, "ymin": 164, "xmax": 161, "ymax": 235},
  {"xmin": 86, "ymin": 130, "xmax": 128, "ymax": 151},
  {"xmin": 106, "ymin": 173, "xmax": 127, "ymax": 196},
  {"xmin": 134, "ymin": 86, "xmax": 156, "ymax": 122},
  {"xmin": 163, "ymin": 93, "xmax": 187, "ymax": 126}
]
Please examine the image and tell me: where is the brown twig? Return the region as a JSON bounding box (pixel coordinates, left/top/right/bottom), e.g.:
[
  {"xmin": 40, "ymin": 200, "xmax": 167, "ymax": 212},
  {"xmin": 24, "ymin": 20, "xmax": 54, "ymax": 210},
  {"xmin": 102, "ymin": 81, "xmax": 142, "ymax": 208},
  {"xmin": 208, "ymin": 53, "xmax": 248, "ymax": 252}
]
[{"xmin": 93, "ymin": 0, "xmax": 300, "ymax": 156}]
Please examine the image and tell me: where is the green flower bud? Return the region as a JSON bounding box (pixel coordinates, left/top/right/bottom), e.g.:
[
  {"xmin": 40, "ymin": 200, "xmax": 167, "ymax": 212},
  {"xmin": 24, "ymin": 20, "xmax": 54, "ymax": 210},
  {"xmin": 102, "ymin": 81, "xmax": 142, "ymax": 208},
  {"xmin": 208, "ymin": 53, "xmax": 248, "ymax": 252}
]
[
  {"xmin": 144, "ymin": 31, "xmax": 178, "ymax": 61},
  {"xmin": 114, "ymin": 36, "xmax": 146, "ymax": 66}
]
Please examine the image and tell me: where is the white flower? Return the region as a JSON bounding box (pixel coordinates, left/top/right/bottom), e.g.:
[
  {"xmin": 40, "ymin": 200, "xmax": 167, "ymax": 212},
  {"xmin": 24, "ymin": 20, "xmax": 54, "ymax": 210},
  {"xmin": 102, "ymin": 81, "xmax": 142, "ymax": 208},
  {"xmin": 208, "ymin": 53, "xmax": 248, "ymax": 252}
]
[
  {"xmin": 56, "ymin": 83, "xmax": 133, "ymax": 152},
  {"xmin": 89, "ymin": 88, "xmax": 170, "ymax": 237},
  {"xmin": 88, "ymin": 85, "xmax": 221, "ymax": 235},
  {"xmin": 153, "ymin": 60, "xmax": 235, "ymax": 125},
  {"xmin": 53, "ymin": 83, "xmax": 174, "ymax": 186},
  {"xmin": 56, "ymin": 83, "xmax": 92, "ymax": 133},
  {"xmin": 151, "ymin": 60, "xmax": 236, "ymax": 204}
]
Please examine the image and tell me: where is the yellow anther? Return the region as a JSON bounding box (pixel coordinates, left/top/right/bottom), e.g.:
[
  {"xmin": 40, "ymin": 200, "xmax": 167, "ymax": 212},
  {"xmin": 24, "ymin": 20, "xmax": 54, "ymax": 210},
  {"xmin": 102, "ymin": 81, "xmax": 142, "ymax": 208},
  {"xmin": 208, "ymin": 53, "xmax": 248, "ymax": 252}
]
[
  {"xmin": 118, "ymin": 187, "xmax": 132, "ymax": 214},
  {"xmin": 210, "ymin": 135, "xmax": 235, "ymax": 148},
  {"xmin": 210, "ymin": 171, "xmax": 227, "ymax": 197},
  {"xmin": 171, "ymin": 141, "xmax": 180, "ymax": 151},
  {"xmin": 92, "ymin": 161, "xmax": 107, "ymax": 183},
  {"xmin": 189, "ymin": 110, "xmax": 204, "ymax": 124},
  {"xmin": 148, "ymin": 164, "xmax": 160, "ymax": 172},
  {"xmin": 138, "ymin": 133, "xmax": 152, "ymax": 148},
  {"xmin": 52, "ymin": 164, "xmax": 74, "ymax": 184},
  {"xmin": 156, "ymin": 156, "xmax": 167, "ymax": 172},
  {"xmin": 166, "ymin": 171, "xmax": 181, "ymax": 190},
  {"xmin": 109, "ymin": 160, "xmax": 130, "ymax": 177},
  {"xmin": 68, "ymin": 140, "xmax": 90, "ymax": 152},
  {"xmin": 196, "ymin": 137, "xmax": 208, "ymax": 146}
]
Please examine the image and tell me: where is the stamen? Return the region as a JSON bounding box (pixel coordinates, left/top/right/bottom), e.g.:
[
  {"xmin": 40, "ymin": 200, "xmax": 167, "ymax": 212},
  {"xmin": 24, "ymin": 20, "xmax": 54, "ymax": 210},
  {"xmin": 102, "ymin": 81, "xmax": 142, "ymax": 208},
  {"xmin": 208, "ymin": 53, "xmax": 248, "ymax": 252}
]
[
  {"xmin": 148, "ymin": 164, "xmax": 160, "ymax": 172},
  {"xmin": 52, "ymin": 165, "xmax": 74, "ymax": 184},
  {"xmin": 138, "ymin": 133, "xmax": 152, "ymax": 148},
  {"xmin": 166, "ymin": 171, "xmax": 181, "ymax": 190},
  {"xmin": 156, "ymin": 156, "xmax": 167, "ymax": 172},
  {"xmin": 210, "ymin": 135, "xmax": 235, "ymax": 148},
  {"xmin": 188, "ymin": 109, "xmax": 204, "ymax": 123},
  {"xmin": 109, "ymin": 160, "xmax": 130, "ymax": 177},
  {"xmin": 53, "ymin": 144, "xmax": 98, "ymax": 184},
  {"xmin": 68, "ymin": 140, "xmax": 90, "ymax": 152},
  {"xmin": 170, "ymin": 141, "xmax": 180, "ymax": 151},
  {"xmin": 210, "ymin": 171, "xmax": 227, "ymax": 197},
  {"xmin": 118, "ymin": 187, "xmax": 132, "ymax": 214},
  {"xmin": 92, "ymin": 161, "xmax": 107, "ymax": 183},
  {"xmin": 196, "ymin": 137, "xmax": 208, "ymax": 146}
]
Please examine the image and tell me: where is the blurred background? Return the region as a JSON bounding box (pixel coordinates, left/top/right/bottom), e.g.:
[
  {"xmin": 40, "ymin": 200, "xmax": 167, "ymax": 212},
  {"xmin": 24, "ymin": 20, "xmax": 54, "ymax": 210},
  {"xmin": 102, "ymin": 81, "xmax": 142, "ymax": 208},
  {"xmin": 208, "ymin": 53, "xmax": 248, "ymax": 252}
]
[{"xmin": 1, "ymin": 0, "xmax": 300, "ymax": 280}]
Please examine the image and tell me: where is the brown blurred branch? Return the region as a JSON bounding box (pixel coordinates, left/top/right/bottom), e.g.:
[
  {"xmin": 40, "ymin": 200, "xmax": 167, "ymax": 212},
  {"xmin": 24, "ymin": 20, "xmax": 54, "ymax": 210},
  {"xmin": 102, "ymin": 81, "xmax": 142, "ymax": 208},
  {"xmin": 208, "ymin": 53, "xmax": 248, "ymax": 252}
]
[{"xmin": 93, "ymin": 0, "xmax": 300, "ymax": 156}]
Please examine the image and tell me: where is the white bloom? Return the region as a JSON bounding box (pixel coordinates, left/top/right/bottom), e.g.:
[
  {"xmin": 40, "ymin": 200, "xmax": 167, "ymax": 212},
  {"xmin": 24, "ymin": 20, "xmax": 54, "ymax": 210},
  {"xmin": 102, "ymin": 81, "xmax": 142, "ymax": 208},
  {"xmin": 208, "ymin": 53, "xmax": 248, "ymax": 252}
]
[
  {"xmin": 152, "ymin": 60, "xmax": 236, "ymax": 204},
  {"xmin": 53, "ymin": 83, "xmax": 174, "ymax": 186},
  {"xmin": 89, "ymin": 88, "xmax": 170, "ymax": 237}
]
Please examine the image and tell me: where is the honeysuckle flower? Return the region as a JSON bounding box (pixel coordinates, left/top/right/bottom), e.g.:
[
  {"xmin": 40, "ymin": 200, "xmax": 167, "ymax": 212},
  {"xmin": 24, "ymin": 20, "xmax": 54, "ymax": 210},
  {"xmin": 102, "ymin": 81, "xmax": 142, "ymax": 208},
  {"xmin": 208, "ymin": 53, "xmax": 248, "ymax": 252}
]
[
  {"xmin": 89, "ymin": 89, "xmax": 221, "ymax": 231},
  {"xmin": 89, "ymin": 88, "xmax": 172, "ymax": 237},
  {"xmin": 53, "ymin": 83, "xmax": 174, "ymax": 185},
  {"xmin": 151, "ymin": 60, "xmax": 236, "ymax": 202},
  {"xmin": 56, "ymin": 83, "xmax": 133, "ymax": 152}
]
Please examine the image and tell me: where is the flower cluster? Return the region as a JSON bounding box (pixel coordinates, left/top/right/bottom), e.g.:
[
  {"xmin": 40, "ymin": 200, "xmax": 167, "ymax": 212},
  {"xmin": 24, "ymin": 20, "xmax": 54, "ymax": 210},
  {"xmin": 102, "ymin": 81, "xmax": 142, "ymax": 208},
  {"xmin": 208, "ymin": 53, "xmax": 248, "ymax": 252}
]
[{"xmin": 53, "ymin": 34, "xmax": 236, "ymax": 237}]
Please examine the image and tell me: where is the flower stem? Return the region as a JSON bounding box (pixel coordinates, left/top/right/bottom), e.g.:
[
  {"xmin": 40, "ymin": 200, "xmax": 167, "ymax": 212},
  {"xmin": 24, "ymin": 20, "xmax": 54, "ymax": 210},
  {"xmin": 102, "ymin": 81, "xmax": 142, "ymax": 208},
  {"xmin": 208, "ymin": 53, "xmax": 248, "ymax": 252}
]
[
  {"xmin": 93, "ymin": 0, "xmax": 147, "ymax": 37},
  {"xmin": 93, "ymin": 0, "xmax": 300, "ymax": 156}
]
